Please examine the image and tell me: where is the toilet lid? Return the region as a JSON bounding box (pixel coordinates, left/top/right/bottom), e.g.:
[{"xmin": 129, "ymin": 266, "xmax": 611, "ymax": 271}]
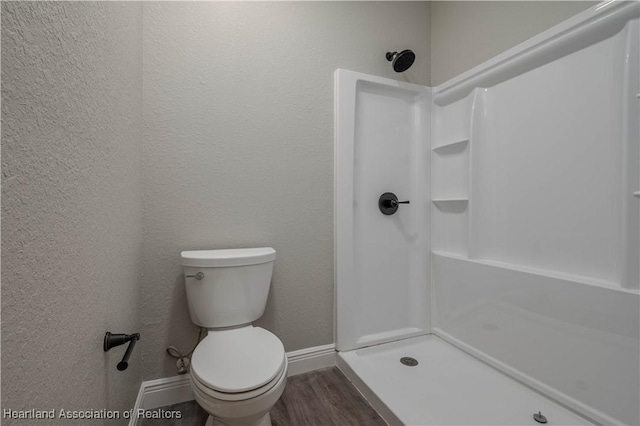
[{"xmin": 191, "ymin": 327, "xmax": 286, "ymax": 393}]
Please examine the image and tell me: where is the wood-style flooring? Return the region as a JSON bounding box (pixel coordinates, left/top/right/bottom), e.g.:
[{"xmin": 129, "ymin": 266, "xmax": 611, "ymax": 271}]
[
  {"xmin": 271, "ymin": 367, "xmax": 386, "ymax": 426},
  {"xmin": 141, "ymin": 367, "xmax": 387, "ymax": 426}
]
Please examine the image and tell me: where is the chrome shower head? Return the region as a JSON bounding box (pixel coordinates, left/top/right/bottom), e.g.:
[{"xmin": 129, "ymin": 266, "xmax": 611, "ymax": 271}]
[{"xmin": 386, "ymin": 50, "xmax": 415, "ymax": 73}]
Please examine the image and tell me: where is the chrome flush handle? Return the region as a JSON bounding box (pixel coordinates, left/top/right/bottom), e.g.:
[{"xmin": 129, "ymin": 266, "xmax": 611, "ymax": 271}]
[{"xmin": 185, "ymin": 272, "xmax": 204, "ymax": 280}]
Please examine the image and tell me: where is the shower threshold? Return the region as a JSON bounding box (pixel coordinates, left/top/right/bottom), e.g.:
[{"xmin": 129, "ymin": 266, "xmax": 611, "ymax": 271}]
[{"xmin": 337, "ymin": 335, "xmax": 594, "ymax": 426}]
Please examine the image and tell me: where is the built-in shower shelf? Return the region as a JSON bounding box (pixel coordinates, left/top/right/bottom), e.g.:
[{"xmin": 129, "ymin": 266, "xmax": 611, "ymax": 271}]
[
  {"xmin": 432, "ymin": 138, "xmax": 469, "ymax": 153},
  {"xmin": 432, "ymin": 198, "xmax": 468, "ymax": 203},
  {"xmin": 432, "ymin": 198, "xmax": 469, "ymax": 211},
  {"xmin": 634, "ymin": 191, "xmax": 640, "ymax": 198}
]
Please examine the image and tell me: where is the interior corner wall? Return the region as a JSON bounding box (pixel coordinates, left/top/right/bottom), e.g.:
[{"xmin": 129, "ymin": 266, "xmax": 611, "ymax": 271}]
[
  {"xmin": 1, "ymin": 1, "xmax": 143, "ymax": 418},
  {"xmin": 140, "ymin": 1, "xmax": 430, "ymax": 381},
  {"xmin": 429, "ymin": 1, "xmax": 596, "ymax": 86}
]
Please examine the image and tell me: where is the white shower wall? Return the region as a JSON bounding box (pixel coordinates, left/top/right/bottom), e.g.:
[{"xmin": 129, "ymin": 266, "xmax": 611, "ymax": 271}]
[
  {"xmin": 431, "ymin": 4, "xmax": 639, "ymax": 424},
  {"xmin": 336, "ymin": 2, "xmax": 640, "ymax": 425},
  {"xmin": 335, "ymin": 70, "xmax": 430, "ymax": 352}
]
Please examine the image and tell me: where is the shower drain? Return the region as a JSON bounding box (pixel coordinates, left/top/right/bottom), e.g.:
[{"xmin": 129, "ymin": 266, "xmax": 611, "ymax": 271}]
[{"xmin": 400, "ymin": 357, "xmax": 418, "ymax": 366}]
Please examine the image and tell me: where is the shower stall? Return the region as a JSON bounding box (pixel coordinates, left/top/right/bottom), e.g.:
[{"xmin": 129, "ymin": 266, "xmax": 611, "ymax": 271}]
[{"xmin": 334, "ymin": 2, "xmax": 640, "ymax": 425}]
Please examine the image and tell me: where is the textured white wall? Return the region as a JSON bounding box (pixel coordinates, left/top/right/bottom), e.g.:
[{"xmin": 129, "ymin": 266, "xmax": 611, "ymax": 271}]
[
  {"xmin": 141, "ymin": 1, "xmax": 430, "ymax": 380},
  {"xmin": 1, "ymin": 1, "xmax": 143, "ymax": 419},
  {"xmin": 430, "ymin": 1, "xmax": 595, "ymax": 85}
]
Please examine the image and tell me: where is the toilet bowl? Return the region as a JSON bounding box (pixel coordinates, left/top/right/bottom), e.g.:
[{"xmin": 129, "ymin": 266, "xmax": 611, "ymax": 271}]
[
  {"xmin": 190, "ymin": 326, "xmax": 288, "ymax": 426},
  {"xmin": 181, "ymin": 247, "xmax": 287, "ymax": 426}
]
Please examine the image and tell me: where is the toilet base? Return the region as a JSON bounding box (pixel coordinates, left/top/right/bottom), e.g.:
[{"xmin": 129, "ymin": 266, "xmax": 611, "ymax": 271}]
[{"xmin": 206, "ymin": 412, "xmax": 271, "ymax": 426}]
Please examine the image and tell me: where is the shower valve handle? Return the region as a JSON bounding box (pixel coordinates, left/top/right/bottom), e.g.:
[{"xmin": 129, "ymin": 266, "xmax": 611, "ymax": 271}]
[{"xmin": 379, "ymin": 192, "xmax": 409, "ymax": 215}]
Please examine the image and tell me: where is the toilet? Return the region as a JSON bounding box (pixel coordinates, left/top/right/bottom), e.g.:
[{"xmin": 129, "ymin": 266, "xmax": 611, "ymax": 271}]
[{"xmin": 181, "ymin": 247, "xmax": 287, "ymax": 426}]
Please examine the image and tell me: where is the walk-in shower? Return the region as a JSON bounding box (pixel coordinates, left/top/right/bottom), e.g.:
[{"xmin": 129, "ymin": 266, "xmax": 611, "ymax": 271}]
[{"xmin": 335, "ymin": 2, "xmax": 640, "ymax": 425}]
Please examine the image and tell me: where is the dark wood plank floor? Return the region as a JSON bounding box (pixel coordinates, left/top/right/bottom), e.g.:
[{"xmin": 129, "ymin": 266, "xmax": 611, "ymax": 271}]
[
  {"xmin": 271, "ymin": 367, "xmax": 387, "ymax": 426},
  {"xmin": 142, "ymin": 367, "xmax": 387, "ymax": 426}
]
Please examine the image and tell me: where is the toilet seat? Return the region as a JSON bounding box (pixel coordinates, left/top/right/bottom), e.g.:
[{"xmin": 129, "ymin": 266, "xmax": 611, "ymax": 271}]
[
  {"xmin": 191, "ymin": 326, "xmax": 286, "ymax": 401},
  {"xmin": 191, "ymin": 357, "xmax": 287, "ymax": 402}
]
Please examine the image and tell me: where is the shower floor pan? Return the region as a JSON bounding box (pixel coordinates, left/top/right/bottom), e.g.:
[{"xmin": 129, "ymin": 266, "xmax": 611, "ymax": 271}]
[{"xmin": 337, "ymin": 335, "xmax": 593, "ymax": 426}]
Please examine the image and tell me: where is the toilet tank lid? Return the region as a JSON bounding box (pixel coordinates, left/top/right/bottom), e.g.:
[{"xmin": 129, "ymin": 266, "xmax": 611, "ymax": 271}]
[{"xmin": 181, "ymin": 247, "xmax": 276, "ymax": 267}]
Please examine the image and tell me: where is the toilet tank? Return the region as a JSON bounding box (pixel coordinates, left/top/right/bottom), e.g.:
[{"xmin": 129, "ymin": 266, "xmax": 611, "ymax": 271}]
[{"xmin": 181, "ymin": 247, "xmax": 276, "ymax": 328}]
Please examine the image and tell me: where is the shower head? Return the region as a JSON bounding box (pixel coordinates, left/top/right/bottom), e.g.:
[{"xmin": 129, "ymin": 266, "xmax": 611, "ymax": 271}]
[{"xmin": 386, "ymin": 50, "xmax": 415, "ymax": 73}]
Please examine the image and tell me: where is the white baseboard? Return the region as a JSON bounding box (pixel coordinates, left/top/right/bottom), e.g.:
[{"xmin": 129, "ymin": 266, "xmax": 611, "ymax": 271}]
[
  {"xmin": 128, "ymin": 375, "xmax": 193, "ymax": 426},
  {"xmin": 137, "ymin": 375, "xmax": 194, "ymax": 411},
  {"xmin": 284, "ymin": 343, "xmax": 336, "ymax": 377},
  {"xmin": 129, "ymin": 343, "xmax": 336, "ymax": 426}
]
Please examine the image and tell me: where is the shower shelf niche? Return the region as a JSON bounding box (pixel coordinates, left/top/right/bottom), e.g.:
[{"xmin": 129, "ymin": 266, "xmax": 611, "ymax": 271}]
[
  {"xmin": 432, "ymin": 198, "xmax": 469, "ymax": 204},
  {"xmin": 431, "ymin": 138, "xmax": 470, "ymax": 200},
  {"xmin": 431, "ymin": 93, "xmax": 474, "ymax": 258},
  {"xmin": 432, "ymin": 138, "xmax": 469, "ymax": 153}
]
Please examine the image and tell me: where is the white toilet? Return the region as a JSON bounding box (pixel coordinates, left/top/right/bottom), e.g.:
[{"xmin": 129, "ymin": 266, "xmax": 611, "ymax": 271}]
[{"xmin": 181, "ymin": 247, "xmax": 287, "ymax": 426}]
